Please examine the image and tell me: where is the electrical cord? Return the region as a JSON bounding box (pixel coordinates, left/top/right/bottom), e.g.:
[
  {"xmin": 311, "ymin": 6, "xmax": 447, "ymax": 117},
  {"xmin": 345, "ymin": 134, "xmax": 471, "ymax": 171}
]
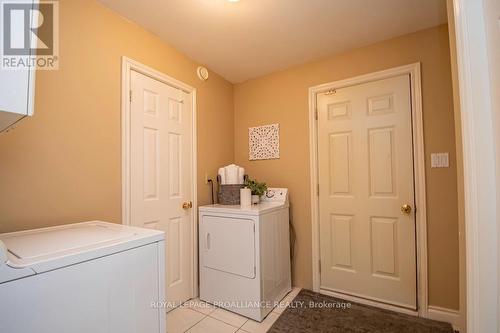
[
  {"xmin": 207, "ymin": 179, "xmax": 215, "ymax": 204},
  {"xmin": 289, "ymin": 217, "xmax": 296, "ymax": 264}
]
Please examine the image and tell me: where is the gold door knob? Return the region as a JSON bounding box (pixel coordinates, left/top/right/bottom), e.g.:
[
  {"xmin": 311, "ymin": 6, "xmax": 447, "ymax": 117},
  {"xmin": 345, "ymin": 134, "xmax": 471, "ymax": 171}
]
[
  {"xmin": 182, "ymin": 201, "xmax": 193, "ymax": 209},
  {"xmin": 401, "ymin": 204, "xmax": 412, "ymax": 215}
]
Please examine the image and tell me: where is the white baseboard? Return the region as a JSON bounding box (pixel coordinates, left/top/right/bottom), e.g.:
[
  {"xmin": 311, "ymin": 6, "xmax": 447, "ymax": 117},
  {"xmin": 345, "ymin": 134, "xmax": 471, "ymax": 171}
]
[{"xmin": 427, "ymin": 306, "xmax": 462, "ymax": 332}]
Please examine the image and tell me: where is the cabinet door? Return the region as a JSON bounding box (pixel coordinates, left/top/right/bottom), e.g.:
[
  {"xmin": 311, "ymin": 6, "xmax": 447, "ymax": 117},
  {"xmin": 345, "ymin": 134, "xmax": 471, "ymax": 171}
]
[
  {"xmin": 0, "ymin": 70, "xmax": 30, "ymax": 116},
  {"xmin": 0, "ymin": 0, "xmax": 36, "ymax": 131},
  {"xmin": 201, "ymin": 215, "xmax": 256, "ymax": 279}
]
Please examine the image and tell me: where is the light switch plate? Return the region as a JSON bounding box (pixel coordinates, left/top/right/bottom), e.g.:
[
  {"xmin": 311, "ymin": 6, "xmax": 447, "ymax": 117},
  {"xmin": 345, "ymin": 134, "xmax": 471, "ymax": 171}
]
[{"xmin": 431, "ymin": 153, "xmax": 449, "ymax": 168}]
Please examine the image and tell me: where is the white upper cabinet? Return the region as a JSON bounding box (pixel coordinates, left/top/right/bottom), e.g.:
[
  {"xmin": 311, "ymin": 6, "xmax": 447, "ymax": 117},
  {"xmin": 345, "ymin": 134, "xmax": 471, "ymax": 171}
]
[
  {"xmin": 0, "ymin": 66, "xmax": 35, "ymax": 132},
  {"xmin": 0, "ymin": 0, "xmax": 37, "ymax": 132}
]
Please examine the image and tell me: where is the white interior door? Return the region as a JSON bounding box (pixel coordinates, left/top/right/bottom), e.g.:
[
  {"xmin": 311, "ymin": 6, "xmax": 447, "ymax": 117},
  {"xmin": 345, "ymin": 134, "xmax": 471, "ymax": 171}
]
[
  {"xmin": 317, "ymin": 74, "xmax": 417, "ymax": 309},
  {"xmin": 130, "ymin": 70, "xmax": 193, "ymax": 310}
]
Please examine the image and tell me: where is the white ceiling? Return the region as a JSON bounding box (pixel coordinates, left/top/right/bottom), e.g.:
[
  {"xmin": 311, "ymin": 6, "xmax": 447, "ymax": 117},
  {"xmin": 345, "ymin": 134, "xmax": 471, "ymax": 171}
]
[{"xmin": 98, "ymin": 0, "xmax": 447, "ymax": 83}]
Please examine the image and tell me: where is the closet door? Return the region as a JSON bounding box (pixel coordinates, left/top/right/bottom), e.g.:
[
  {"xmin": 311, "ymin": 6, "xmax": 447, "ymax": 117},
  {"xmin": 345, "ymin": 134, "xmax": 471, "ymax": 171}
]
[{"xmin": 317, "ymin": 74, "xmax": 417, "ymax": 309}]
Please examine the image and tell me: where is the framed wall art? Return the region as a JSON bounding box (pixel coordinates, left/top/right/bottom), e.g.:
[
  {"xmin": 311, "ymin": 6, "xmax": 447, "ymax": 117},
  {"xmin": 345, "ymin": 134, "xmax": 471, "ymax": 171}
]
[{"xmin": 248, "ymin": 123, "xmax": 280, "ymax": 160}]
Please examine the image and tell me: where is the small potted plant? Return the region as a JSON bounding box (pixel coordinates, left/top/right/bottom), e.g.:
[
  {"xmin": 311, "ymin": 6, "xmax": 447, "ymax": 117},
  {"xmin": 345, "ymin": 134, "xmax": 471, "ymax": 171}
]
[{"xmin": 244, "ymin": 178, "xmax": 267, "ymax": 204}]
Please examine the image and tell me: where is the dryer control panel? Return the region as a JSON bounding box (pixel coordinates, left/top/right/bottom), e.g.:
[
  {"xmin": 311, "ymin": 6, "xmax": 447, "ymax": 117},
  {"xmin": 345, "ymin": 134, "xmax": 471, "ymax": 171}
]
[{"xmin": 261, "ymin": 188, "xmax": 288, "ymax": 203}]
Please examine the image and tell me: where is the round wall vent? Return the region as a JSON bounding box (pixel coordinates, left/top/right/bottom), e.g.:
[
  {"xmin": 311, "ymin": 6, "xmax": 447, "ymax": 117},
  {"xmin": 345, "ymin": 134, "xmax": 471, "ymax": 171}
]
[{"xmin": 197, "ymin": 66, "xmax": 209, "ymax": 81}]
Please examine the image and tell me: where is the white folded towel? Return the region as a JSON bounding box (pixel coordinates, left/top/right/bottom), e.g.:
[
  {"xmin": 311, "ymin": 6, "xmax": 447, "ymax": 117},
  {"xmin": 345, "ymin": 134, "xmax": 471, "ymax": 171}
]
[
  {"xmin": 225, "ymin": 164, "xmax": 239, "ymax": 184},
  {"xmin": 238, "ymin": 167, "xmax": 245, "ymax": 184},
  {"xmin": 218, "ymin": 164, "xmax": 245, "ymax": 185},
  {"xmin": 218, "ymin": 167, "xmax": 226, "ymax": 185}
]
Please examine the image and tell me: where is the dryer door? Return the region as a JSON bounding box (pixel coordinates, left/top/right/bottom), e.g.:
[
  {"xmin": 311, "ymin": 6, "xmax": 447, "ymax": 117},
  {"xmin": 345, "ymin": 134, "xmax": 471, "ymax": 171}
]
[{"xmin": 201, "ymin": 215, "xmax": 255, "ymax": 279}]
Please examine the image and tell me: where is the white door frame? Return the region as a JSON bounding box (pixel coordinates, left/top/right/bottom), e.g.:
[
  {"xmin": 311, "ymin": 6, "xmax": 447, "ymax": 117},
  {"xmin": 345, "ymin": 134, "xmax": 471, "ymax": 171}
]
[
  {"xmin": 309, "ymin": 63, "xmax": 428, "ymax": 316},
  {"xmin": 121, "ymin": 56, "xmax": 198, "ymax": 298},
  {"xmin": 452, "ymin": 1, "xmax": 499, "ymax": 333}
]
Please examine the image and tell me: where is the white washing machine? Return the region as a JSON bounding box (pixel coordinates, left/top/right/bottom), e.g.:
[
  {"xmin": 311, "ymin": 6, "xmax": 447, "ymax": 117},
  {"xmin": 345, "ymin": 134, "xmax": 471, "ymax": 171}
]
[
  {"xmin": 0, "ymin": 221, "xmax": 166, "ymax": 333},
  {"xmin": 199, "ymin": 188, "xmax": 291, "ymax": 322}
]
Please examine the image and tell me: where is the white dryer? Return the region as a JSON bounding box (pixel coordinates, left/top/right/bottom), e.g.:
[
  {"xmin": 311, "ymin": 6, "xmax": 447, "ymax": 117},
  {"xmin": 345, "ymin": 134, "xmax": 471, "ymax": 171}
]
[{"xmin": 199, "ymin": 188, "xmax": 291, "ymax": 322}]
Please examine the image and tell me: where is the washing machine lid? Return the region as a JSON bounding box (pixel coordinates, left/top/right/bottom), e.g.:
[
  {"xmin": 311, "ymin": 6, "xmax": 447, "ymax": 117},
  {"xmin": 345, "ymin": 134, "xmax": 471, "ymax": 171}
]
[{"xmin": 0, "ymin": 221, "xmax": 164, "ymax": 275}]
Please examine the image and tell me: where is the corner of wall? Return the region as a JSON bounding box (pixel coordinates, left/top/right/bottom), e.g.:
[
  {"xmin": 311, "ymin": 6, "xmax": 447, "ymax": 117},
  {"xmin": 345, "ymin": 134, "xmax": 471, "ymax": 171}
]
[{"xmin": 446, "ymin": 0, "xmax": 467, "ymax": 330}]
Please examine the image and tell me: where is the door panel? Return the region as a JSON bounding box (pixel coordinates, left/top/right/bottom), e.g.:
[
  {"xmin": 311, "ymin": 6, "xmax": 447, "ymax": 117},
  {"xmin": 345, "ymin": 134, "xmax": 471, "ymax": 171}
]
[
  {"xmin": 318, "ymin": 74, "xmax": 416, "ymax": 309},
  {"xmin": 368, "ymin": 127, "xmax": 396, "ymax": 196},
  {"xmin": 330, "ymin": 214, "xmax": 354, "ymax": 270},
  {"xmin": 130, "ymin": 70, "xmax": 193, "ymax": 310},
  {"xmin": 370, "ymin": 217, "xmax": 398, "ymax": 277},
  {"xmin": 329, "ymin": 132, "xmax": 352, "ymax": 195},
  {"xmin": 201, "ymin": 215, "xmax": 256, "ymax": 279}
]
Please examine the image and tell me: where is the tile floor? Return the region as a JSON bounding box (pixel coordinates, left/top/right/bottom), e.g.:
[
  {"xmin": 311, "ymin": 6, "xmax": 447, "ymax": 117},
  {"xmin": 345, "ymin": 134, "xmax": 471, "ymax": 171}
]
[{"xmin": 166, "ymin": 287, "xmax": 301, "ymax": 333}]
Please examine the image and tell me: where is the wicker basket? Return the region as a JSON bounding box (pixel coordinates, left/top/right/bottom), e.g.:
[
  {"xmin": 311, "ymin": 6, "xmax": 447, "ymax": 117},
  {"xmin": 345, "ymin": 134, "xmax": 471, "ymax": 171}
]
[{"xmin": 217, "ymin": 175, "xmax": 245, "ymax": 205}]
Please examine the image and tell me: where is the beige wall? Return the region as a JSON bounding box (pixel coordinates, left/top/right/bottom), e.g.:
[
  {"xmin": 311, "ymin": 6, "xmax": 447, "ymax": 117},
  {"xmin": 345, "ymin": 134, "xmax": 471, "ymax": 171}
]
[
  {"xmin": 0, "ymin": 0, "xmax": 234, "ymax": 232},
  {"xmin": 234, "ymin": 25, "xmax": 460, "ymax": 309}
]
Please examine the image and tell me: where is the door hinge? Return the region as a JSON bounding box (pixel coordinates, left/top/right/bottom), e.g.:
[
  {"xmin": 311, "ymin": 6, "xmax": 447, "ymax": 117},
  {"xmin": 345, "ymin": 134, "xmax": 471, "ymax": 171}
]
[
  {"xmin": 253, "ymin": 224, "xmax": 255, "ymax": 233},
  {"xmin": 317, "ymin": 184, "xmax": 320, "ymax": 196},
  {"xmin": 254, "ymin": 266, "xmax": 256, "ymax": 275},
  {"xmin": 129, "ymin": 90, "xmax": 132, "ymax": 103},
  {"xmin": 319, "ymin": 260, "xmax": 322, "ymax": 274},
  {"xmin": 315, "ymin": 108, "xmax": 318, "ymax": 120}
]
